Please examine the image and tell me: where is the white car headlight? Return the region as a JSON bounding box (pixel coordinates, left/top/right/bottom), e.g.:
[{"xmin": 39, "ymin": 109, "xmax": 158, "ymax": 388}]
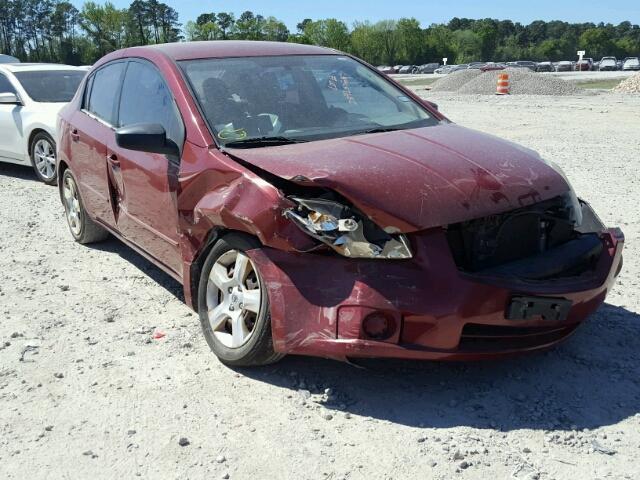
[{"xmin": 284, "ymin": 197, "xmax": 413, "ymax": 259}]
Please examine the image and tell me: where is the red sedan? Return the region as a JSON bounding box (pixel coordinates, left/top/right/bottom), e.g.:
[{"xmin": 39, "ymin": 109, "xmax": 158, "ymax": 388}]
[{"xmin": 56, "ymin": 41, "xmax": 623, "ymax": 366}]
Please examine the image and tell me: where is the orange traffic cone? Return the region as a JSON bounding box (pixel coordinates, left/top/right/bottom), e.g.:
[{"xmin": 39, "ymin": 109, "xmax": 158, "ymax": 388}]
[{"xmin": 496, "ymin": 73, "xmax": 510, "ymax": 95}]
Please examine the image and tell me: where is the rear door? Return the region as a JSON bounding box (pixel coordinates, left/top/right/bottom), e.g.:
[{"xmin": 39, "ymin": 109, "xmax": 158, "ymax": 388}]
[
  {"xmin": 71, "ymin": 61, "xmax": 125, "ymax": 227},
  {"xmin": 0, "ymin": 72, "xmax": 23, "ymax": 161},
  {"xmin": 108, "ymin": 59, "xmax": 184, "ymax": 275}
]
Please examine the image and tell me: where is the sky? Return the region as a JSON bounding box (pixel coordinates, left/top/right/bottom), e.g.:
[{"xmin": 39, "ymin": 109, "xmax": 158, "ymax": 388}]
[{"xmin": 71, "ymin": 0, "xmax": 640, "ymax": 30}]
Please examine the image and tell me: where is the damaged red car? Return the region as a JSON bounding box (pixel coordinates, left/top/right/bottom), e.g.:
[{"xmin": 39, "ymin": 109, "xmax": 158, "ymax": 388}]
[{"xmin": 57, "ymin": 41, "xmax": 623, "ymax": 366}]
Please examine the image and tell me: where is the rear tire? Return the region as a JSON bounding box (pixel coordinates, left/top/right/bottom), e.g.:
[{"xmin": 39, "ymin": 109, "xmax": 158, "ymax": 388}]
[
  {"xmin": 197, "ymin": 233, "xmax": 283, "ymax": 367},
  {"xmin": 61, "ymin": 169, "xmax": 109, "ymax": 244},
  {"xmin": 30, "ymin": 132, "xmax": 57, "ymax": 185}
]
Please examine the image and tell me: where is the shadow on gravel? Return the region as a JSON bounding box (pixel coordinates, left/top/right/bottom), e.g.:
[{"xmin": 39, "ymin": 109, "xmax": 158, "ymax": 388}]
[
  {"xmin": 242, "ymin": 303, "xmax": 639, "ymax": 432},
  {"xmin": 0, "ymin": 162, "xmax": 40, "ymax": 182},
  {"xmin": 90, "ymin": 237, "xmax": 184, "ymax": 301}
]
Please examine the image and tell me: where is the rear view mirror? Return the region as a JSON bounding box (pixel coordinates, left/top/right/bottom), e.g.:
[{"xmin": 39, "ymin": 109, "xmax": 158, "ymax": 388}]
[
  {"xmin": 115, "ymin": 123, "xmax": 179, "ymax": 156},
  {"xmin": 0, "ymin": 92, "xmax": 20, "ymax": 104}
]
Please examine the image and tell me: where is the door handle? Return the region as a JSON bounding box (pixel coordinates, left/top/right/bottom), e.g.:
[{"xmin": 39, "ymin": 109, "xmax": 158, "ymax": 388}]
[
  {"xmin": 70, "ymin": 128, "xmax": 80, "ymax": 142},
  {"xmin": 107, "ymin": 153, "xmax": 120, "ymax": 167}
]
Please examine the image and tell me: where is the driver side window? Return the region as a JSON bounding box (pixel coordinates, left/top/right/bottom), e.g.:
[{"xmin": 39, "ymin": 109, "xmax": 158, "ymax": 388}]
[{"xmin": 118, "ymin": 60, "xmax": 185, "ymax": 151}]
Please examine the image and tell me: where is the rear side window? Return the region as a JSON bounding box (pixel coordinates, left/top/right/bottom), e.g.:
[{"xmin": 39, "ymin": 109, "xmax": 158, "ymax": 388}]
[
  {"xmin": 13, "ymin": 70, "xmax": 85, "ymax": 102},
  {"xmin": 0, "ymin": 73, "xmax": 16, "ymax": 94},
  {"xmin": 87, "ymin": 63, "xmax": 125, "ymax": 125},
  {"xmin": 118, "ymin": 60, "xmax": 184, "ymax": 149}
]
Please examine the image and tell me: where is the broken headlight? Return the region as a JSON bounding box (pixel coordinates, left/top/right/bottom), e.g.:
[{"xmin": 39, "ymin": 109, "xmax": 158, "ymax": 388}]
[
  {"xmin": 546, "ymin": 161, "xmax": 583, "ymax": 227},
  {"xmin": 284, "ymin": 197, "xmax": 413, "ymax": 259}
]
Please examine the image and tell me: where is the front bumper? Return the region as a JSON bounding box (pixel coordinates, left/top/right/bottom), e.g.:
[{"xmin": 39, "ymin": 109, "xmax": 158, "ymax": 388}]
[{"xmin": 248, "ymin": 224, "xmax": 623, "ymax": 361}]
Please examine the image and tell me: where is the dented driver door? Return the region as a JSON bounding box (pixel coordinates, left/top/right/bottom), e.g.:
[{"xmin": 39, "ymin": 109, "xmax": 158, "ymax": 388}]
[{"xmin": 108, "ymin": 59, "xmax": 185, "ymax": 277}]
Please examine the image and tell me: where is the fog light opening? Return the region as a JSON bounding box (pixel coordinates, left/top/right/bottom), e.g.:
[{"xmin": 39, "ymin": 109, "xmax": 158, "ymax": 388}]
[{"xmin": 362, "ymin": 312, "xmax": 396, "ymax": 341}]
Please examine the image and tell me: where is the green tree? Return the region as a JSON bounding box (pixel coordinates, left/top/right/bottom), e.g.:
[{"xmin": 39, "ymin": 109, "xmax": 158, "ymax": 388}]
[
  {"xmin": 216, "ymin": 12, "xmax": 234, "ymax": 39},
  {"xmin": 424, "ymin": 24, "xmax": 455, "ymax": 63},
  {"xmin": 373, "ymin": 20, "xmax": 399, "ymax": 64},
  {"xmin": 262, "ymin": 17, "xmax": 289, "ymax": 42},
  {"xmin": 452, "ymin": 29, "xmax": 482, "ymax": 63},
  {"xmin": 579, "ymin": 28, "xmax": 615, "ymax": 59},
  {"xmin": 79, "ymin": 1, "xmax": 127, "ymax": 58},
  {"xmin": 396, "ymin": 17, "xmax": 423, "ymax": 63},
  {"xmin": 304, "ymin": 19, "xmax": 350, "ymax": 51},
  {"xmin": 351, "ymin": 21, "xmax": 380, "ymax": 64}
]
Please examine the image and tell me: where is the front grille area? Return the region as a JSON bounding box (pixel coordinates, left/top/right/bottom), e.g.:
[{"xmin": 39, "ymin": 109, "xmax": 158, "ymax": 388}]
[
  {"xmin": 458, "ymin": 322, "xmax": 579, "ymax": 352},
  {"xmin": 446, "ymin": 195, "xmax": 578, "ymax": 272},
  {"xmin": 445, "ymin": 195, "xmax": 605, "ymax": 280}
]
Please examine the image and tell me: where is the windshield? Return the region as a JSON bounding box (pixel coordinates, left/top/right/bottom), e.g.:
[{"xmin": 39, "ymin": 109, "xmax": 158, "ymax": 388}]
[
  {"xmin": 179, "ymin": 55, "xmax": 438, "ymax": 147},
  {"xmin": 13, "ymin": 70, "xmax": 85, "ymax": 102}
]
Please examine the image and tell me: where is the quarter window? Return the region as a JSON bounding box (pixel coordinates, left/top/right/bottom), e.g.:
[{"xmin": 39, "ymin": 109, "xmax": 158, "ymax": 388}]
[
  {"xmin": 87, "ymin": 62, "xmax": 125, "ymax": 125},
  {"xmin": 118, "ymin": 61, "xmax": 184, "ymax": 149}
]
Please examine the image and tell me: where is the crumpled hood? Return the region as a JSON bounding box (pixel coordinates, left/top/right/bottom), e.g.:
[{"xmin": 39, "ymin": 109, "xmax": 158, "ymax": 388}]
[{"xmin": 226, "ymin": 124, "xmax": 571, "ymax": 232}]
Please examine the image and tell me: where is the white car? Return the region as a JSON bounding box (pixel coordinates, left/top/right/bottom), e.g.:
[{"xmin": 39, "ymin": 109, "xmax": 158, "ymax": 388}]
[
  {"xmin": 622, "ymin": 57, "xmax": 640, "ymax": 71},
  {"xmin": 0, "ymin": 63, "xmax": 86, "ymax": 184}
]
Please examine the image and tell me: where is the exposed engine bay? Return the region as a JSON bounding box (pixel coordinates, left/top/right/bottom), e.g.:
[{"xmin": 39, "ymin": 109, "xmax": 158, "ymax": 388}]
[{"xmin": 446, "ymin": 194, "xmax": 605, "ymax": 279}]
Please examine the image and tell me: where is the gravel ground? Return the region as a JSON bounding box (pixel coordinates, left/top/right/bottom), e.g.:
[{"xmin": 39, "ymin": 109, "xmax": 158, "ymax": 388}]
[
  {"xmin": 1, "ymin": 92, "xmax": 640, "ymax": 480},
  {"xmin": 457, "ymin": 68, "xmax": 580, "ymax": 95},
  {"xmin": 430, "ymin": 69, "xmax": 481, "ymax": 92},
  {"xmin": 614, "ymin": 73, "xmax": 640, "ymax": 93},
  {"xmin": 392, "ymin": 70, "xmax": 635, "ymax": 83}
]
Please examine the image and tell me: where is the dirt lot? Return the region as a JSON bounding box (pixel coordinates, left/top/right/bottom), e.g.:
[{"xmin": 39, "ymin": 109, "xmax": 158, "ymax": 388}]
[{"xmin": 1, "ymin": 91, "xmax": 639, "ymax": 480}]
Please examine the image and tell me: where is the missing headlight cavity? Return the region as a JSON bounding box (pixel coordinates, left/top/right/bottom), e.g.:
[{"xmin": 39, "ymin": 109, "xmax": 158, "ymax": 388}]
[
  {"xmin": 284, "ymin": 196, "xmax": 412, "ymax": 259},
  {"xmin": 446, "ymin": 194, "xmax": 598, "ymax": 273}
]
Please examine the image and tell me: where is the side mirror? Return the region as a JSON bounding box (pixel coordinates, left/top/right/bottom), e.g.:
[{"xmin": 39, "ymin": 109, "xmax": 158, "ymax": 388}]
[
  {"xmin": 115, "ymin": 123, "xmax": 179, "ymax": 156},
  {"xmin": 0, "ymin": 92, "xmax": 20, "ymax": 105},
  {"xmin": 424, "ymin": 100, "xmax": 439, "ymax": 111}
]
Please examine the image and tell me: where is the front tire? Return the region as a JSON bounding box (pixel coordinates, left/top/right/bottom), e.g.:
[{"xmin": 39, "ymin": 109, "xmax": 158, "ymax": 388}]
[
  {"xmin": 197, "ymin": 233, "xmax": 283, "ymax": 367},
  {"xmin": 30, "ymin": 132, "xmax": 57, "ymax": 185},
  {"xmin": 61, "ymin": 169, "xmax": 109, "ymax": 244}
]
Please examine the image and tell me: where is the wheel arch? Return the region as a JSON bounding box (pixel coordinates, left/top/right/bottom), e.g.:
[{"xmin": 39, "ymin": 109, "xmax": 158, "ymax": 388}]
[
  {"xmin": 27, "ymin": 127, "xmax": 55, "ymax": 156},
  {"xmin": 56, "ymin": 159, "xmax": 70, "ymax": 203}
]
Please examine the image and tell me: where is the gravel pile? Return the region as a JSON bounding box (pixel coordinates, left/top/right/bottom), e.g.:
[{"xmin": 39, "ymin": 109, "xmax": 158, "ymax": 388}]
[
  {"xmin": 458, "ymin": 68, "xmax": 580, "ymax": 95},
  {"xmin": 613, "ymin": 73, "xmax": 640, "ymax": 93},
  {"xmin": 430, "ymin": 69, "xmax": 481, "ymax": 92}
]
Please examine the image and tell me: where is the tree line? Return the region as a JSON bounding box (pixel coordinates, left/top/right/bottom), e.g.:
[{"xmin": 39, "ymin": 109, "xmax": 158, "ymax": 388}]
[{"xmin": 1, "ymin": 1, "xmax": 639, "ymax": 66}]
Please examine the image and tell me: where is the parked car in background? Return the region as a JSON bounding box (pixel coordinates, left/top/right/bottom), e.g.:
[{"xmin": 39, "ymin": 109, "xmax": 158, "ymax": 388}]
[
  {"xmin": 434, "ymin": 65, "xmax": 453, "ymax": 74},
  {"xmin": 592, "ymin": 61, "xmax": 600, "ymax": 70},
  {"xmin": 417, "ymin": 63, "xmax": 439, "ymax": 74},
  {"xmin": 508, "ymin": 61, "xmax": 537, "ymax": 71},
  {"xmin": 536, "ymin": 61, "xmax": 554, "ymax": 72},
  {"xmin": 393, "ymin": 65, "xmax": 403, "ymax": 73},
  {"xmin": 450, "ymin": 64, "xmax": 469, "ymax": 72},
  {"xmin": 555, "ymin": 61, "xmax": 573, "ymax": 72},
  {"xmin": 377, "ymin": 66, "xmax": 395, "ymax": 74},
  {"xmin": 575, "ymin": 58, "xmax": 592, "ymax": 71},
  {"xmin": 0, "ymin": 54, "xmax": 20, "ymax": 64},
  {"xmin": 398, "ymin": 65, "xmax": 418, "ymax": 74},
  {"xmin": 599, "ymin": 57, "xmax": 618, "ymax": 71},
  {"xmin": 467, "ymin": 62, "xmax": 485, "ymax": 69},
  {"xmin": 57, "ymin": 41, "xmax": 622, "ymax": 367},
  {"xmin": 480, "ymin": 63, "xmax": 506, "ymax": 72},
  {"xmin": 0, "ymin": 63, "xmax": 86, "ymax": 184},
  {"xmin": 622, "ymin": 57, "xmax": 640, "ymax": 71}
]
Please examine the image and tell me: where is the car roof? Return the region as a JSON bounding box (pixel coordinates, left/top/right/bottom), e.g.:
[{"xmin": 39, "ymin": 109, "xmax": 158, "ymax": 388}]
[
  {"xmin": 0, "ymin": 63, "xmax": 86, "ymax": 73},
  {"xmin": 139, "ymin": 41, "xmax": 338, "ymax": 61}
]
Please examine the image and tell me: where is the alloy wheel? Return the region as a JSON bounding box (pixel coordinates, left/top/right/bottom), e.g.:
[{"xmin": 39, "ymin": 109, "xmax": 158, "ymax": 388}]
[
  {"xmin": 34, "ymin": 139, "xmax": 56, "ymax": 181},
  {"xmin": 206, "ymin": 250, "xmax": 262, "ymax": 348}
]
